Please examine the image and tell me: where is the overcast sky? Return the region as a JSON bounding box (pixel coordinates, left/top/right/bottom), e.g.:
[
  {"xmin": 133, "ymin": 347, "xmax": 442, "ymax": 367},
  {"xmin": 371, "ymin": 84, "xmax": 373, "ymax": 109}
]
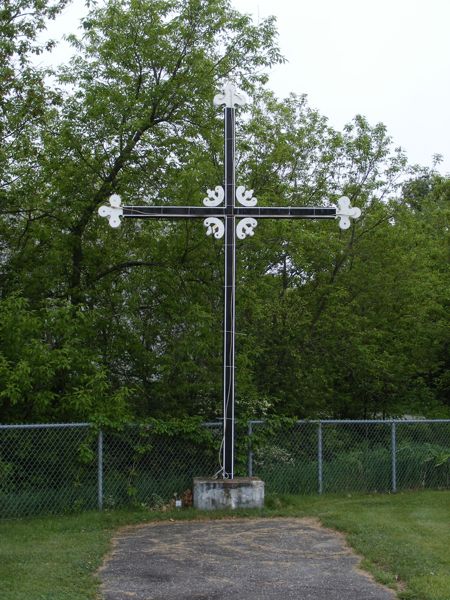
[{"xmin": 41, "ymin": 0, "xmax": 450, "ymax": 174}]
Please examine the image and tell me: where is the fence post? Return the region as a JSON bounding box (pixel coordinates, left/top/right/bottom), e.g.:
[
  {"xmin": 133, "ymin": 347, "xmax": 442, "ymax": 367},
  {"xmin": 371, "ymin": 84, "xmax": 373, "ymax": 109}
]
[
  {"xmin": 318, "ymin": 422, "xmax": 323, "ymax": 495},
  {"xmin": 247, "ymin": 421, "xmax": 253, "ymax": 477},
  {"xmin": 98, "ymin": 429, "xmax": 103, "ymax": 510},
  {"xmin": 391, "ymin": 421, "xmax": 397, "ymax": 493}
]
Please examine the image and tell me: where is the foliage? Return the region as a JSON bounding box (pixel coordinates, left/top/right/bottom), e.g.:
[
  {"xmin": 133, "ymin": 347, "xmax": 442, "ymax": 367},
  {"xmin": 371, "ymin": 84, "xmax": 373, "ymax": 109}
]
[
  {"xmin": 0, "ymin": 295, "xmax": 132, "ymax": 422},
  {"xmin": 0, "ymin": 0, "xmax": 448, "ymax": 424},
  {"xmin": 238, "ymin": 96, "xmax": 449, "ymax": 418}
]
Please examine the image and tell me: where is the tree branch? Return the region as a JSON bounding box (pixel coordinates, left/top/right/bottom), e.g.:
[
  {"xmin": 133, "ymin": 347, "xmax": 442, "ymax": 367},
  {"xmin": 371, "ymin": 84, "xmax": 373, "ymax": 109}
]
[{"xmin": 92, "ymin": 260, "xmax": 166, "ymax": 282}]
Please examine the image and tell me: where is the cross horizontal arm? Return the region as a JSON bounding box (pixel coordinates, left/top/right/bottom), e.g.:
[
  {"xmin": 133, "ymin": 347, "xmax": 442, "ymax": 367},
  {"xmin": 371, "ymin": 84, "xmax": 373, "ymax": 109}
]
[
  {"xmin": 123, "ymin": 206, "xmax": 225, "ymax": 218},
  {"xmin": 121, "ymin": 205, "xmax": 337, "ymax": 220},
  {"xmin": 234, "ymin": 206, "xmax": 336, "ymax": 219}
]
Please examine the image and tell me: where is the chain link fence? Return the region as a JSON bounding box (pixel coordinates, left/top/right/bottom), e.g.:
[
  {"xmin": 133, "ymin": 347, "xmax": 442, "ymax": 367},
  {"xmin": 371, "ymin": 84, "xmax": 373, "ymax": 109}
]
[
  {"xmin": 0, "ymin": 422, "xmax": 222, "ymax": 518},
  {"xmin": 249, "ymin": 420, "xmax": 450, "ymax": 495},
  {"xmin": 1, "ymin": 420, "xmax": 449, "ymax": 518}
]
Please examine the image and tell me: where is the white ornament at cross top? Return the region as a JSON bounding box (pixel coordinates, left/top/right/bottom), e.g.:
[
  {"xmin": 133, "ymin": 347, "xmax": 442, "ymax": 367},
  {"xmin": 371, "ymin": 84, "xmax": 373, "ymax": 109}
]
[
  {"xmin": 335, "ymin": 196, "xmax": 361, "ymax": 230},
  {"xmin": 98, "ymin": 194, "xmax": 123, "ymax": 228},
  {"xmin": 214, "ymin": 82, "xmax": 248, "ymax": 109}
]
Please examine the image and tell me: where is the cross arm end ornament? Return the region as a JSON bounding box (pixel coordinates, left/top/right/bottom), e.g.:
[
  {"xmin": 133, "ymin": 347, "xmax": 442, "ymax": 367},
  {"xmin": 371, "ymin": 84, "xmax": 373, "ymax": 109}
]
[
  {"xmin": 98, "ymin": 194, "xmax": 123, "ymax": 228},
  {"xmin": 335, "ymin": 196, "xmax": 361, "ymax": 229}
]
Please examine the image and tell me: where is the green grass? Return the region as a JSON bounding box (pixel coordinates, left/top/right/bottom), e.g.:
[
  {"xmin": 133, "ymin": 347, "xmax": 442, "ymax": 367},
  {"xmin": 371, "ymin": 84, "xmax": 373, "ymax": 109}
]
[
  {"xmin": 266, "ymin": 491, "xmax": 450, "ymax": 600},
  {"xmin": 1, "ymin": 491, "xmax": 450, "ymax": 600}
]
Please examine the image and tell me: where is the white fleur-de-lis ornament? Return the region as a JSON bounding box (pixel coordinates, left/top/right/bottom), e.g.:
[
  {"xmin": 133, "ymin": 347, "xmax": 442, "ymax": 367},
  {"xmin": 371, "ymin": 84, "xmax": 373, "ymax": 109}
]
[
  {"xmin": 336, "ymin": 196, "xmax": 361, "ymax": 229},
  {"xmin": 214, "ymin": 82, "xmax": 248, "ymax": 108},
  {"xmin": 98, "ymin": 194, "xmax": 123, "ymax": 228}
]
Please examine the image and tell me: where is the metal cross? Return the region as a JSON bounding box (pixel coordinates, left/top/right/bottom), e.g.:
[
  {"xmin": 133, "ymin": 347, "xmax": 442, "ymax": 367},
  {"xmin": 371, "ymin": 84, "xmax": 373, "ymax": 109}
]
[{"xmin": 98, "ymin": 82, "xmax": 361, "ymax": 479}]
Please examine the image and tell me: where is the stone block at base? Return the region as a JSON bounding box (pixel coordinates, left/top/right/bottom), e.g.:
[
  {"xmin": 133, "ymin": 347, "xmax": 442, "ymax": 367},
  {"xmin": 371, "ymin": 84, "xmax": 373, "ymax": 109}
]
[{"xmin": 193, "ymin": 477, "xmax": 264, "ymax": 510}]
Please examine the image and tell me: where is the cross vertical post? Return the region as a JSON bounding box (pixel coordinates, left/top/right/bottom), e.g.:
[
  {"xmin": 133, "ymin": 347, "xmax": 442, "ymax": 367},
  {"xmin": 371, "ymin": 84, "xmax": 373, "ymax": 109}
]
[{"xmin": 223, "ymin": 105, "xmax": 236, "ymax": 478}]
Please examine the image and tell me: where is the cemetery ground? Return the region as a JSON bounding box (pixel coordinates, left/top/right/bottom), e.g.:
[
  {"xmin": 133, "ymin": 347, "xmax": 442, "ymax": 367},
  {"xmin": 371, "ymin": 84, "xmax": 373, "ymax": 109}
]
[{"xmin": 1, "ymin": 491, "xmax": 449, "ymax": 600}]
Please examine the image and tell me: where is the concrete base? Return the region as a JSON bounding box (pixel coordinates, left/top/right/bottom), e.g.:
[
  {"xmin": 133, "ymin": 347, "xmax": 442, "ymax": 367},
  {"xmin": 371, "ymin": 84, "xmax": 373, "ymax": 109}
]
[{"xmin": 193, "ymin": 477, "xmax": 264, "ymax": 510}]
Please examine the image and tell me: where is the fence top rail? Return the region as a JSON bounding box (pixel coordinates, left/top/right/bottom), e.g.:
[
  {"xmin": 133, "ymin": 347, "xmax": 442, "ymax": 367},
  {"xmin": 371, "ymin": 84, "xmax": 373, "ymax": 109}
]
[
  {"xmin": 1, "ymin": 419, "xmax": 449, "ymax": 430},
  {"xmin": 0, "ymin": 421, "xmax": 223, "ymax": 430},
  {"xmin": 0, "ymin": 422, "xmax": 91, "ymax": 430},
  {"xmin": 249, "ymin": 419, "xmax": 450, "ymax": 425}
]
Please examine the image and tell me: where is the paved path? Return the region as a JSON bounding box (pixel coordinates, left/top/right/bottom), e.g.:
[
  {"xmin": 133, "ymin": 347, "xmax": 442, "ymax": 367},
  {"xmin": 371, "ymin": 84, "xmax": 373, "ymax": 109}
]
[{"xmin": 99, "ymin": 518, "xmax": 397, "ymax": 600}]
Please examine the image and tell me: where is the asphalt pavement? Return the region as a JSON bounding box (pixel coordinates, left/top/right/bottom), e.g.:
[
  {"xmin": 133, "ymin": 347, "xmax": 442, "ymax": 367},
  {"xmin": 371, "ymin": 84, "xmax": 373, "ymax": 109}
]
[{"xmin": 99, "ymin": 518, "xmax": 397, "ymax": 600}]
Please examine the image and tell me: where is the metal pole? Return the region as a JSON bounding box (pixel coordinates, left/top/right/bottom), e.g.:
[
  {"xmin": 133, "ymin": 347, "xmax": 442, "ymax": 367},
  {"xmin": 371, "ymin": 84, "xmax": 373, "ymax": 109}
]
[
  {"xmin": 391, "ymin": 421, "xmax": 397, "ymax": 493},
  {"xmin": 318, "ymin": 422, "xmax": 323, "ymax": 495},
  {"xmin": 248, "ymin": 421, "xmax": 253, "ymax": 477},
  {"xmin": 98, "ymin": 430, "xmax": 103, "ymax": 510},
  {"xmin": 223, "ymin": 106, "xmax": 236, "ymax": 479}
]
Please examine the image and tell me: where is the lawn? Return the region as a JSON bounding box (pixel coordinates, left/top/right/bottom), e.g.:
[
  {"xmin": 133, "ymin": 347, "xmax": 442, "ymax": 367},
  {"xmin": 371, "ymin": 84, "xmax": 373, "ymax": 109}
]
[
  {"xmin": 267, "ymin": 491, "xmax": 450, "ymax": 600},
  {"xmin": 1, "ymin": 491, "xmax": 449, "ymax": 600}
]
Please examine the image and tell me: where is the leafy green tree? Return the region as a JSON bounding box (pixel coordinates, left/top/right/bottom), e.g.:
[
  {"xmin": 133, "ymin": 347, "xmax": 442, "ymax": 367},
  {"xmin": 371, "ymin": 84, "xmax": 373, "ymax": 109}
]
[
  {"xmin": 0, "ymin": 0, "xmax": 68, "ymax": 244},
  {"xmin": 0, "ymin": 0, "xmax": 448, "ymax": 424},
  {"xmin": 0, "ymin": 0, "xmax": 283, "ymax": 422},
  {"xmin": 236, "ymin": 93, "xmax": 448, "ymax": 418},
  {"xmin": 0, "ymin": 295, "xmax": 132, "ymax": 422}
]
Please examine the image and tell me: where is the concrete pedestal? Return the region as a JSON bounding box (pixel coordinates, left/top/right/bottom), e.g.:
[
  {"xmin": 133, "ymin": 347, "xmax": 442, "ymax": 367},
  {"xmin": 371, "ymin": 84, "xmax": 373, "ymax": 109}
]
[{"xmin": 193, "ymin": 477, "xmax": 264, "ymax": 510}]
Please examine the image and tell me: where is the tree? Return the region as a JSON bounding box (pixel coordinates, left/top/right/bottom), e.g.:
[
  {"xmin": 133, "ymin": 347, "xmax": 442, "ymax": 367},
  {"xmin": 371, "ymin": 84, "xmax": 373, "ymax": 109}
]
[
  {"xmin": 235, "ymin": 93, "xmax": 449, "ymax": 418},
  {"xmin": 0, "ymin": 0, "xmax": 68, "ymax": 237},
  {"xmin": 0, "ymin": 0, "xmax": 448, "ymax": 424},
  {"xmin": 0, "ymin": 0, "xmax": 283, "ymax": 422}
]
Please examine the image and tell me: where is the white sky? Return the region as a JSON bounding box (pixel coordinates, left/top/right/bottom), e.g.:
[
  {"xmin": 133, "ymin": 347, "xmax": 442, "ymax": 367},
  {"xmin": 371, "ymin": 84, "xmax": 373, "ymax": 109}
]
[{"xmin": 40, "ymin": 0, "xmax": 450, "ymax": 174}]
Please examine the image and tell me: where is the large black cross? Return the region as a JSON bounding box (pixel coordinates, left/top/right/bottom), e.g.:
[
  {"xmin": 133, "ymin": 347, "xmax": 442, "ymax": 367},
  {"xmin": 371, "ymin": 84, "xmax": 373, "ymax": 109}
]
[{"xmin": 99, "ymin": 82, "xmax": 361, "ymax": 479}]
